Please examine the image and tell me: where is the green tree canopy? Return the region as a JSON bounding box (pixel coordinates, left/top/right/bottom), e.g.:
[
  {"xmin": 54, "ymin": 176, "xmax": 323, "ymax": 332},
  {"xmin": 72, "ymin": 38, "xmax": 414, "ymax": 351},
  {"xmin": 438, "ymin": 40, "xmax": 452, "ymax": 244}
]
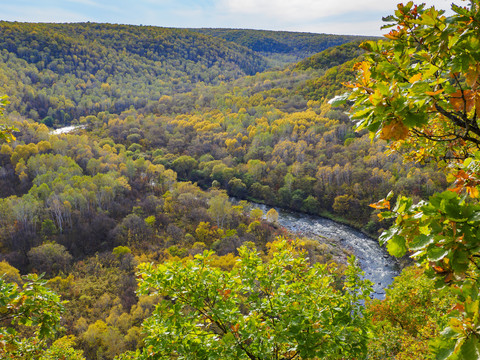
[
  {"xmin": 339, "ymin": 1, "xmax": 480, "ymax": 163},
  {"xmin": 121, "ymin": 239, "xmax": 372, "ymax": 360}
]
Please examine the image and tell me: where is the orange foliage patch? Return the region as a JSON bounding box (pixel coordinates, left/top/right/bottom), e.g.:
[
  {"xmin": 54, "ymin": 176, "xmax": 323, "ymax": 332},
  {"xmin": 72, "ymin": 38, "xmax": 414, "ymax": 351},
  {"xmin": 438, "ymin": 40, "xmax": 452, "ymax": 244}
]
[
  {"xmin": 449, "ymin": 90, "xmax": 475, "ymax": 113},
  {"xmin": 380, "ymin": 120, "xmax": 410, "ymax": 141}
]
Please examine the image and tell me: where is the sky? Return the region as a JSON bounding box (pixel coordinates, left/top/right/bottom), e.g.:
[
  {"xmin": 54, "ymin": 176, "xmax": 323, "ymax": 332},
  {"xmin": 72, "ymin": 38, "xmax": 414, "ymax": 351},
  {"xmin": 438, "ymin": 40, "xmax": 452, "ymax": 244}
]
[{"xmin": 0, "ymin": 0, "xmax": 455, "ymax": 36}]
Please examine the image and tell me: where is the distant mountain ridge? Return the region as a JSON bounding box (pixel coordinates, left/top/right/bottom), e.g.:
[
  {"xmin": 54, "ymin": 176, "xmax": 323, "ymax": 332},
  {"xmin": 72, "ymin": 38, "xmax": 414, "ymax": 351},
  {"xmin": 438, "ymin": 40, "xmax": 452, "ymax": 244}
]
[
  {"xmin": 0, "ymin": 21, "xmax": 368, "ymax": 125},
  {"xmin": 0, "ymin": 21, "xmax": 269, "ymax": 123},
  {"xmin": 0, "ymin": 22, "xmax": 268, "ymax": 77},
  {"xmin": 189, "ymin": 28, "xmax": 374, "ymax": 66},
  {"xmin": 296, "ymin": 41, "xmax": 366, "ymax": 70}
]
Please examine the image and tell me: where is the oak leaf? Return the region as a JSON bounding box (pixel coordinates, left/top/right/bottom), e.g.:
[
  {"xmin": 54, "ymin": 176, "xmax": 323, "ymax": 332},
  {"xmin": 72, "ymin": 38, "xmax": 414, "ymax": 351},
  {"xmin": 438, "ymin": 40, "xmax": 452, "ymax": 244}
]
[{"xmin": 380, "ymin": 120, "xmax": 409, "ymax": 140}]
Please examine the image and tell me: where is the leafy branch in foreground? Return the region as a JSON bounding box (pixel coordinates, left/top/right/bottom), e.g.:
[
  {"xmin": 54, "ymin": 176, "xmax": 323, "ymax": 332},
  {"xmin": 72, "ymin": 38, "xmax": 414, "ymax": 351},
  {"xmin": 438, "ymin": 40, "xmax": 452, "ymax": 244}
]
[
  {"xmin": 0, "ymin": 274, "xmax": 66, "ymax": 359},
  {"xmin": 339, "ymin": 1, "xmax": 480, "ymax": 358},
  {"xmin": 119, "ymin": 238, "xmax": 372, "ymax": 360}
]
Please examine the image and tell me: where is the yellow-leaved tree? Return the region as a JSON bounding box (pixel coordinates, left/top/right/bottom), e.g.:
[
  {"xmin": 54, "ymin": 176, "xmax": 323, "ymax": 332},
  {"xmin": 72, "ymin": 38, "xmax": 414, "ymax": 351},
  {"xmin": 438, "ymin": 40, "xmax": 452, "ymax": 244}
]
[{"xmin": 0, "ymin": 96, "xmax": 16, "ymax": 143}]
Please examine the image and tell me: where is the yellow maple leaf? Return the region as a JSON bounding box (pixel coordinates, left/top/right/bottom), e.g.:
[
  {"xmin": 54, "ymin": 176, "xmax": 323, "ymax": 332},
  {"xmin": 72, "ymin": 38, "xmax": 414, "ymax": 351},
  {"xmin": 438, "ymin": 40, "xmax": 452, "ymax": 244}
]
[
  {"xmin": 369, "ymin": 198, "xmax": 390, "ymax": 210},
  {"xmin": 476, "ymin": 93, "xmax": 480, "ymax": 118},
  {"xmin": 465, "ymin": 64, "xmax": 480, "ymax": 88},
  {"xmin": 384, "ymin": 30, "xmax": 400, "ymax": 40},
  {"xmin": 354, "ymin": 61, "xmax": 371, "ymax": 86}
]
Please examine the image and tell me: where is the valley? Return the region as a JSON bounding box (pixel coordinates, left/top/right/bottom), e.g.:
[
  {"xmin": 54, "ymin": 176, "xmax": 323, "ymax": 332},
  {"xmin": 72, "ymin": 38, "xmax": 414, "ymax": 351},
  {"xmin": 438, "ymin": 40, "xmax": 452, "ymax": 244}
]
[{"xmin": 0, "ymin": 13, "xmax": 465, "ymax": 359}]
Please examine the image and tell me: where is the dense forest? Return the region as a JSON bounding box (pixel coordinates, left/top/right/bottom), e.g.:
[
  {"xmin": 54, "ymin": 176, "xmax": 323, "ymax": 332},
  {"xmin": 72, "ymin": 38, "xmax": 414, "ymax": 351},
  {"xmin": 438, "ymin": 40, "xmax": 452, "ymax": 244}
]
[
  {"xmin": 189, "ymin": 29, "xmax": 373, "ymax": 65},
  {"xmin": 0, "ymin": 22, "xmax": 267, "ymax": 125},
  {"xmin": 0, "ymin": 9, "xmax": 468, "ymax": 359}
]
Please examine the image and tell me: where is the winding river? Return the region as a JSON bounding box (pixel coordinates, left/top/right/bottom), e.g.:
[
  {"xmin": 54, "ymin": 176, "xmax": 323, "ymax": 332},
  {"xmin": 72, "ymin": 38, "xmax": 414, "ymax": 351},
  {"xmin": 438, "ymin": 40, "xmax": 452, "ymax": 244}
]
[
  {"xmin": 51, "ymin": 124, "xmax": 400, "ymax": 298},
  {"xmin": 251, "ymin": 203, "xmax": 400, "ymax": 299}
]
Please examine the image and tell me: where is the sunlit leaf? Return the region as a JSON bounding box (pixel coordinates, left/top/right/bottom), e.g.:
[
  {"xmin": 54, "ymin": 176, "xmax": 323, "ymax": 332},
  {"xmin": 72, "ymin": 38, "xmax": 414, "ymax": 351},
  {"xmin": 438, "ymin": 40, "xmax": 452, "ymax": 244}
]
[
  {"xmin": 386, "ymin": 235, "xmax": 407, "ymax": 257},
  {"xmin": 459, "ymin": 336, "xmax": 480, "ymax": 359},
  {"xmin": 410, "ymin": 234, "xmax": 434, "ymax": 251},
  {"xmin": 369, "ymin": 198, "xmax": 390, "ymax": 210},
  {"xmin": 427, "ymin": 246, "xmax": 449, "ymax": 262},
  {"xmin": 426, "ymin": 89, "xmax": 444, "ymax": 96},
  {"xmin": 409, "ymin": 73, "xmax": 422, "ymax": 83}
]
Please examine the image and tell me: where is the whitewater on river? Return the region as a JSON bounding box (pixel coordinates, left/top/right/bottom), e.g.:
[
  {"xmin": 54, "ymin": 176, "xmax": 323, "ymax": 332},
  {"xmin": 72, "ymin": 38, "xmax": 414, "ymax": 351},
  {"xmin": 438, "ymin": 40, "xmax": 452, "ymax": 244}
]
[
  {"xmin": 51, "ymin": 125, "xmax": 85, "ymax": 134},
  {"xmin": 250, "ymin": 203, "xmax": 400, "ymax": 299}
]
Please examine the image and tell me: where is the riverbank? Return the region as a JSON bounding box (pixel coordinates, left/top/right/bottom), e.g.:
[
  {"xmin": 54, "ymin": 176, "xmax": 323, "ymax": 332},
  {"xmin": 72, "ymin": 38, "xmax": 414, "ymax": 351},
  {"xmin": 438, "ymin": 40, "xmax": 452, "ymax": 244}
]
[
  {"xmin": 247, "ymin": 201, "xmax": 400, "ymax": 299},
  {"xmin": 244, "ymin": 195, "xmax": 379, "ymax": 238}
]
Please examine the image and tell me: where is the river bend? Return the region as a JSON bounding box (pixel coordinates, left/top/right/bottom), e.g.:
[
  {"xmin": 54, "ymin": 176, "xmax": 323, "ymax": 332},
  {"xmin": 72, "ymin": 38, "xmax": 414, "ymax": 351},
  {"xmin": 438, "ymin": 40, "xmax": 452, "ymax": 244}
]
[{"xmin": 251, "ymin": 203, "xmax": 400, "ymax": 299}]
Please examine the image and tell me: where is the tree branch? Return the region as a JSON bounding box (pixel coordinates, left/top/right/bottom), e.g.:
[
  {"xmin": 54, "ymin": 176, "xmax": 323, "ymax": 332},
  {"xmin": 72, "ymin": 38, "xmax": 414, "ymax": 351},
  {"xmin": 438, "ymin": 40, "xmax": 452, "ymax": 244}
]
[{"xmin": 434, "ymin": 104, "xmax": 480, "ymax": 145}]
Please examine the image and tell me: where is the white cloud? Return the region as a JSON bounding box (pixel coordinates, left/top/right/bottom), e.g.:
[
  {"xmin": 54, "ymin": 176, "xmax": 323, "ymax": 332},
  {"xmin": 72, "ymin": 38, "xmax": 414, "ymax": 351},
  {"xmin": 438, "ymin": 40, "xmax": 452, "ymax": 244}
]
[
  {"xmin": 216, "ymin": 0, "xmax": 455, "ymax": 35},
  {"xmin": 289, "ymin": 19, "xmax": 386, "ymax": 36},
  {"xmin": 66, "ymin": 0, "xmax": 123, "ymax": 16},
  {"xmin": 221, "ymin": 0, "xmax": 452, "ymax": 19},
  {"xmin": 2, "ymin": 5, "xmax": 90, "ymax": 23},
  {"xmin": 0, "ymin": 0, "xmax": 456, "ymax": 35},
  {"xmin": 221, "ymin": 0, "xmax": 384, "ymax": 21}
]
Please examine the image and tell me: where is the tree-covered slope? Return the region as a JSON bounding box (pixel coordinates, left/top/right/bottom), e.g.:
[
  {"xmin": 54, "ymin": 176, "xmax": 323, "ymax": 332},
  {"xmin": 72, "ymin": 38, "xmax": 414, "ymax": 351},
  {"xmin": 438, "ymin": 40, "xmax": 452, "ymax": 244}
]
[
  {"xmin": 0, "ymin": 22, "xmax": 373, "ymax": 126},
  {"xmin": 0, "ymin": 22, "xmax": 267, "ymax": 76},
  {"xmin": 298, "ymin": 59, "xmax": 360, "ymax": 102},
  {"xmin": 0, "ymin": 22, "xmax": 268, "ymax": 124},
  {"xmin": 295, "ymin": 41, "xmax": 366, "ymax": 102},
  {"xmin": 295, "ymin": 40, "xmax": 365, "ymax": 70},
  {"xmin": 189, "ymin": 28, "xmax": 373, "ymax": 65}
]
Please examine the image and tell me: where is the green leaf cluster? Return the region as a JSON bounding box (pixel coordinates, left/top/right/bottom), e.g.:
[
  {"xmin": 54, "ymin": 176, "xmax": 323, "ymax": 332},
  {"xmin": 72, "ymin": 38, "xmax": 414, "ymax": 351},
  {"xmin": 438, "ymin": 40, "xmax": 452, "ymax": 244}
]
[
  {"xmin": 125, "ymin": 239, "xmax": 372, "ymax": 360},
  {"xmin": 0, "ymin": 274, "xmax": 68, "ymax": 359},
  {"xmin": 345, "ymin": 1, "xmax": 480, "ymax": 358}
]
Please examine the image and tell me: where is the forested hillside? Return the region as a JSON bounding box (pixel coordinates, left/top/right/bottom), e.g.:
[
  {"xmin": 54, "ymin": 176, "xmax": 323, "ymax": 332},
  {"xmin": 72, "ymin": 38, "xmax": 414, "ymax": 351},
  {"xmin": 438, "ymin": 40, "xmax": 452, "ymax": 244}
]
[
  {"xmin": 83, "ymin": 67, "xmax": 445, "ymax": 232},
  {"xmin": 0, "ymin": 18, "xmax": 456, "ymax": 360},
  {"xmin": 0, "ymin": 22, "xmax": 268, "ymax": 125},
  {"xmin": 190, "ymin": 28, "xmax": 373, "ymax": 65},
  {"xmin": 0, "ymin": 22, "xmax": 373, "ymax": 127}
]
